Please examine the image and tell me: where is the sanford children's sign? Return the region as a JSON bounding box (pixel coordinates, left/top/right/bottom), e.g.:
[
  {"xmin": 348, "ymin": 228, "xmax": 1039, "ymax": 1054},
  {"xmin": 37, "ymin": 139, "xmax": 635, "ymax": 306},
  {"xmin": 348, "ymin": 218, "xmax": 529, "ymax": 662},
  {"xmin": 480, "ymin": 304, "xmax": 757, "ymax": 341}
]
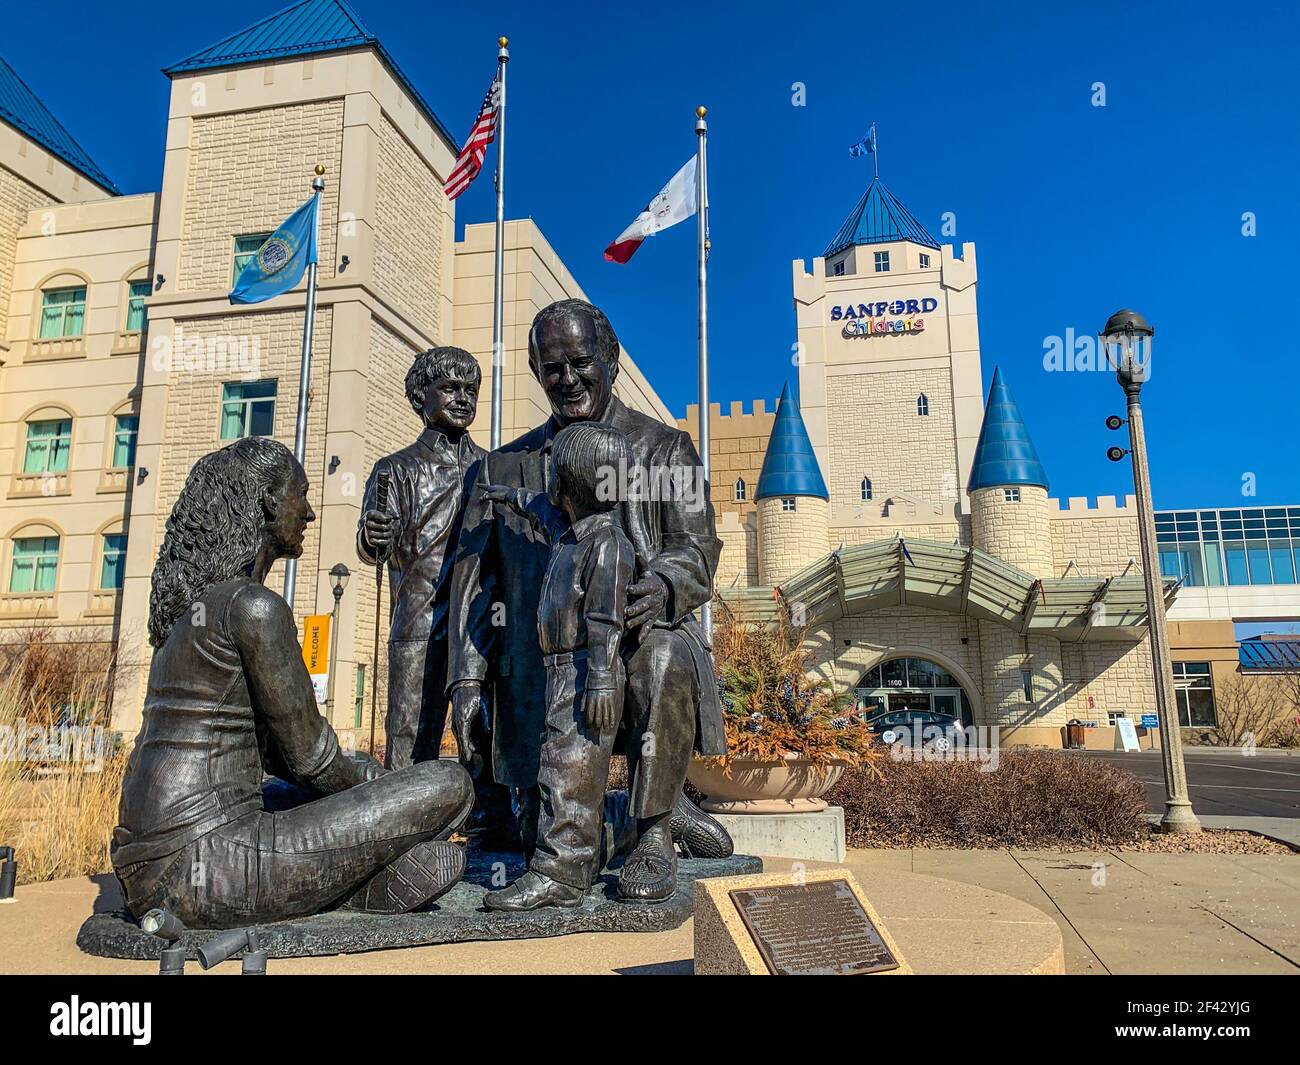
[{"xmin": 831, "ymin": 296, "xmax": 937, "ymax": 337}]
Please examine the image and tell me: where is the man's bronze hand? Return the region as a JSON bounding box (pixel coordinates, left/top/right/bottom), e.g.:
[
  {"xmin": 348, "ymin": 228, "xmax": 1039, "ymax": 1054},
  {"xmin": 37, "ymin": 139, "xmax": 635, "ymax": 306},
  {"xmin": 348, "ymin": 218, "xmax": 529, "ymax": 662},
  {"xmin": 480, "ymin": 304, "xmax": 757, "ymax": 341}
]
[
  {"xmin": 363, "ymin": 509, "xmax": 397, "ymax": 552},
  {"xmin": 625, "ymin": 574, "xmax": 669, "ymax": 629},
  {"xmin": 584, "ymin": 689, "xmax": 617, "ymax": 731},
  {"xmin": 481, "ymin": 484, "xmax": 512, "ymax": 504},
  {"xmin": 451, "ymin": 682, "xmax": 482, "ymax": 768}
]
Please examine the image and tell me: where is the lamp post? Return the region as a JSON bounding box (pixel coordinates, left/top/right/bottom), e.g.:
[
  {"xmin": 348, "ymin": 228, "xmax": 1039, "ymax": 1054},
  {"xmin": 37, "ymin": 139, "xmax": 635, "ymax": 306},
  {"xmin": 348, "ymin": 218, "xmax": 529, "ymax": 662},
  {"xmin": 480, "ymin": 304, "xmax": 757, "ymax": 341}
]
[
  {"xmin": 1100, "ymin": 309, "xmax": 1200, "ymax": 833},
  {"xmin": 327, "ymin": 563, "xmax": 350, "ymax": 721}
]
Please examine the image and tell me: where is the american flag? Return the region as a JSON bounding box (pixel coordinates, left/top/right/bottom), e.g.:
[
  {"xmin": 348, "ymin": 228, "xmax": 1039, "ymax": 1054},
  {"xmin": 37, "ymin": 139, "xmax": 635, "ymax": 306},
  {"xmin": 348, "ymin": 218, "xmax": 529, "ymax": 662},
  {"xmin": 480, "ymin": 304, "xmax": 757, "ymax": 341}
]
[{"xmin": 443, "ymin": 74, "xmax": 501, "ymax": 201}]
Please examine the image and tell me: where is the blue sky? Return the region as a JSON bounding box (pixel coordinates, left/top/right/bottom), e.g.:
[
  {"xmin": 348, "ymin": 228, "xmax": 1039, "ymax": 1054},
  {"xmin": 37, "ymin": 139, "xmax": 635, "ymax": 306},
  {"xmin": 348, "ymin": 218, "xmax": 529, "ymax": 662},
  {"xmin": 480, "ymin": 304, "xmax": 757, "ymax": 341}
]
[{"xmin": 8, "ymin": 0, "xmax": 1299, "ymax": 508}]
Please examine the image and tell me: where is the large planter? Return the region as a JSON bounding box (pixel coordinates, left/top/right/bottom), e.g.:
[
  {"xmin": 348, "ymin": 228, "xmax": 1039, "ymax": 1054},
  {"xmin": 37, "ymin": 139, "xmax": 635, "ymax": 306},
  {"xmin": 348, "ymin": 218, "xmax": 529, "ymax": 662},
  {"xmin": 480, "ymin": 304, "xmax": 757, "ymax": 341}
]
[{"xmin": 687, "ymin": 753, "xmax": 851, "ymax": 814}]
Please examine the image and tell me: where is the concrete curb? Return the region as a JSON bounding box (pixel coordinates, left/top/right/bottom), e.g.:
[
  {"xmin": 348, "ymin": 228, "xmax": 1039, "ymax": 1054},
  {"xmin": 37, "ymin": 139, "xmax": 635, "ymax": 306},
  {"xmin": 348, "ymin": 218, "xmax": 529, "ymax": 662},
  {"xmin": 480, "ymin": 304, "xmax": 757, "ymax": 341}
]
[{"xmin": 1145, "ymin": 813, "xmax": 1300, "ymax": 849}]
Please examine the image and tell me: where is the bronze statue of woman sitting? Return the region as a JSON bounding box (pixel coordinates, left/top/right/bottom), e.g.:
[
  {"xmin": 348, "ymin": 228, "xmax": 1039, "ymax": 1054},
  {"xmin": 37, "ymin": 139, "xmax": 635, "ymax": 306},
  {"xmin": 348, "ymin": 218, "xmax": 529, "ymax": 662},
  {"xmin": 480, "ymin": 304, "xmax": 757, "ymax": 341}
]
[{"xmin": 111, "ymin": 436, "xmax": 473, "ymax": 928}]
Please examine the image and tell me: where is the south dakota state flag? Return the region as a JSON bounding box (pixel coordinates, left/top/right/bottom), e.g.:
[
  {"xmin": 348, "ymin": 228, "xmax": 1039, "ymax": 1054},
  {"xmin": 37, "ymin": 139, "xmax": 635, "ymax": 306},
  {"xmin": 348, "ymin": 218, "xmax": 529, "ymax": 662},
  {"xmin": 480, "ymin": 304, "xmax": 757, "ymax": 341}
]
[{"xmin": 228, "ymin": 195, "xmax": 319, "ymax": 304}]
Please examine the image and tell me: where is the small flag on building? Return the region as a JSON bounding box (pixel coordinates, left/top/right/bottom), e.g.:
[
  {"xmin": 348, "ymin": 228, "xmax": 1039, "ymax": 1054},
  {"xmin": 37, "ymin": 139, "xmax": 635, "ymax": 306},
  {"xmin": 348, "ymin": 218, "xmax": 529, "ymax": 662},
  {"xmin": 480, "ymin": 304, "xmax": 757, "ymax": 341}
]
[
  {"xmin": 228, "ymin": 194, "xmax": 319, "ymax": 304},
  {"xmin": 604, "ymin": 156, "xmax": 698, "ymax": 264},
  {"xmin": 849, "ymin": 125, "xmax": 876, "ymax": 158},
  {"xmin": 901, "ymin": 539, "xmax": 915, "ymax": 565},
  {"xmin": 444, "ymin": 73, "xmax": 502, "ymax": 200}
]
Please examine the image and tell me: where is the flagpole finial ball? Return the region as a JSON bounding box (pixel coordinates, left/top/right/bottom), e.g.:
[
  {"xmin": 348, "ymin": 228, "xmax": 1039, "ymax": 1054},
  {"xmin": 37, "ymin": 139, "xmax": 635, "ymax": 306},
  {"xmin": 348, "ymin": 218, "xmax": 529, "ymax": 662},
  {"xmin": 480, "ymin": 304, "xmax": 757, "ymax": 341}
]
[
  {"xmin": 314, "ymin": 164, "xmax": 325, "ymax": 176},
  {"xmin": 499, "ymin": 36, "xmax": 509, "ymax": 46},
  {"xmin": 696, "ymin": 106, "xmax": 707, "ymax": 117}
]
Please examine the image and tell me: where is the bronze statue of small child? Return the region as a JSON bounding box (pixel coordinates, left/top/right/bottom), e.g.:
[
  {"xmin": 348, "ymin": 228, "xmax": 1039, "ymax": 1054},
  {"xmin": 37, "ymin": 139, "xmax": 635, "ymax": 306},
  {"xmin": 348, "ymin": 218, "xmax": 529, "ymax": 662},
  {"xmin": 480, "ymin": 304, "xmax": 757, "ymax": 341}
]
[{"xmin": 480, "ymin": 422, "xmax": 637, "ymax": 911}]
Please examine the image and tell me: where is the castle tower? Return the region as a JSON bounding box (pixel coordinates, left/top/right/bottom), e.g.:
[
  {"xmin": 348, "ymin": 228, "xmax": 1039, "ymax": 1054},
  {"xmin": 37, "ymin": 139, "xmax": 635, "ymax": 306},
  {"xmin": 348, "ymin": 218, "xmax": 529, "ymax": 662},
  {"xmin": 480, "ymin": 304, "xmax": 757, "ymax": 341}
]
[
  {"xmin": 792, "ymin": 176, "xmax": 984, "ymax": 520},
  {"xmin": 755, "ymin": 383, "xmax": 829, "ymax": 584},
  {"xmin": 968, "ymin": 367, "xmax": 1052, "ymax": 579}
]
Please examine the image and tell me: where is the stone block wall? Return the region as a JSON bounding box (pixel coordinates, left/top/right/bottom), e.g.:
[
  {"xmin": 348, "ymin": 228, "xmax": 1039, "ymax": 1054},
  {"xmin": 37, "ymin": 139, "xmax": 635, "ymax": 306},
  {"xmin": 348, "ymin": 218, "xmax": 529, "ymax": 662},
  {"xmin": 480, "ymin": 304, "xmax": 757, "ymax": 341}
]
[
  {"xmin": 757, "ymin": 496, "xmax": 828, "ymax": 585},
  {"xmin": 677, "ymin": 399, "xmax": 775, "ymax": 516},
  {"xmin": 178, "ymin": 100, "xmax": 344, "ymax": 292},
  {"xmin": 825, "ymin": 367, "xmax": 959, "ymax": 517},
  {"xmin": 1049, "ymin": 495, "xmax": 1142, "ymax": 578},
  {"xmin": 971, "ymin": 485, "xmax": 1052, "ymax": 578}
]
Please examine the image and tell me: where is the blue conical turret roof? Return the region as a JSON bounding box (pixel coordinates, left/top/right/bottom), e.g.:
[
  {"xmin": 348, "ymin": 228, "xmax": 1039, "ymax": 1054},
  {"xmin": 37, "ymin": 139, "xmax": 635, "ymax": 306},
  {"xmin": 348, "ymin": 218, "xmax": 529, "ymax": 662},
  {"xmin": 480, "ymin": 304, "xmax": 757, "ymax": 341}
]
[
  {"xmin": 755, "ymin": 384, "xmax": 829, "ymax": 501},
  {"xmin": 968, "ymin": 368, "xmax": 1049, "ymax": 492},
  {"xmin": 825, "ymin": 177, "xmax": 939, "ymax": 258}
]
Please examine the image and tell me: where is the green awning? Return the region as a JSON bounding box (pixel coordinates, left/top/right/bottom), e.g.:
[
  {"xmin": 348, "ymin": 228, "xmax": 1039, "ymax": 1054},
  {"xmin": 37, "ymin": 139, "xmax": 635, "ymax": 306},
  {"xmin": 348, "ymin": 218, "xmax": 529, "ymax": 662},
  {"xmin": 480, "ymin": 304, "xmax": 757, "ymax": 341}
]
[{"xmin": 718, "ymin": 537, "xmax": 1176, "ymax": 643}]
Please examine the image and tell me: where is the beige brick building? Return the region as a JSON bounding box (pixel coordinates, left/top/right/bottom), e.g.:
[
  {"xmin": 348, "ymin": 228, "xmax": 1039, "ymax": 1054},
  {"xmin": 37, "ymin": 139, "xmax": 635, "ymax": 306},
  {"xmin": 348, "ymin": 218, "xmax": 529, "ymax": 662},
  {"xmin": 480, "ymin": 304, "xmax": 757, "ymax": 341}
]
[{"xmin": 0, "ymin": 4, "xmax": 677, "ymax": 740}]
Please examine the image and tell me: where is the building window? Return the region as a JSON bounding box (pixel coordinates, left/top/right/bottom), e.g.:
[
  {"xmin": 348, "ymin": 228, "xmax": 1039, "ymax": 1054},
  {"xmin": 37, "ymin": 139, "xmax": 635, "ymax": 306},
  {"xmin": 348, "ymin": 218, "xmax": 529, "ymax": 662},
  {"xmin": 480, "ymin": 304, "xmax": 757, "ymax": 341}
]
[
  {"xmin": 39, "ymin": 286, "xmax": 86, "ymax": 339},
  {"xmin": 1003, "ymin": 487, "xmax": 1021, "ymax": 503},
  {"xmin": 354, "ymin": 665, "xmax": 366, "ymax": 729},
  {"xmin": 112, "ymin": 414, "xmax": 138, "ymax": 468},
  {"xmin": 874, "ymin": 251, "xmax": 890, "ymax": 273},
  {"xmin": 782, "ymin": 497, "xmax": 797, "ymax": 513},
  {"xmin": 1173, "ymin": 661, "xmax": 1216, "ymax": 727},
  {"xmin": 1021, "ymin": 669, "xmax": 1033, "ymax": 702},
  {"xmin": 100, "ymin": 533, "xmax": 127, "ymax": 590},
  {"xmin": 735, "ymin": 478, "xmax": 746, "ymax": 501},
  {"xmin": 10, "ymin": 536, "xmax": 59, "ymax": 593},
  {"xmin": 232, "ymin": 233, "xmax": 272, "ymax": 284},
  {"xmin": 23, "ymin": 419, "xmax": 72, "ymax": 474},
  {"xmin": 919, "ymin": 253, "xmax": 931, "ymax": 268},
  {"xmin": 125, "ymin": 280, "xmax": 150, "ymax": 332},
  {"xmin": 220, "ymin": 380, "xmax": 277, "ymax": 440},
  {"xmin": 861, "ymin": 477, "xmax": 873, "ymax": 501},
  {"xmin": 833, "ymin": 261, "xmax": 845, "ymax": 276},
  {"xmin": 1107, "ymin": 711, "xmax": 1127, "ymax": 726},
  {"xmin": 916, "ymin": 393, "xmax": 929, "ymax": 416}
]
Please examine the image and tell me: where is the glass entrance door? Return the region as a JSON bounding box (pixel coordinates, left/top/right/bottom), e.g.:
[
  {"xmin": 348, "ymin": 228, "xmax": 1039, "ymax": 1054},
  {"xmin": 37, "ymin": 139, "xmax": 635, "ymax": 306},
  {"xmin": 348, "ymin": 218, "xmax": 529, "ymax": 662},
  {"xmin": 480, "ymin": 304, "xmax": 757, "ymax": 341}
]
[
  {"xmin": 888, "ymin": 692, "xmax": 930, "ymax": 714},
  {"xmin": 932, "ymin": 692, "xmax": 959, "ymax": 718}
]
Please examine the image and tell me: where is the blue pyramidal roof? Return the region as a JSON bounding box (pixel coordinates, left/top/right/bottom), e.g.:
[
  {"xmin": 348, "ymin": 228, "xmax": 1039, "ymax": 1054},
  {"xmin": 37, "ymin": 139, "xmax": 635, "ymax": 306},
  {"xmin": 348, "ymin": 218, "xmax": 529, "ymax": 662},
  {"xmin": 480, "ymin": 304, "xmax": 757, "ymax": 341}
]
[
  {"xmin": 825, "ymin": 177, "xmax": 939, "ymax": 258},
  {"xmin": 755, "ymin": 383, "xmax": 829, "ymax": 501},
  {"xmin": 0, "ymin": 57, "xmax": 119, "ymax": 194},
  {"xmin": 968, "ymin": 367, "xmax": 1050, "ymax": 492},
  {"xmin": 164, "ymin": 0, "xmax": 456, "ymax": 149}
]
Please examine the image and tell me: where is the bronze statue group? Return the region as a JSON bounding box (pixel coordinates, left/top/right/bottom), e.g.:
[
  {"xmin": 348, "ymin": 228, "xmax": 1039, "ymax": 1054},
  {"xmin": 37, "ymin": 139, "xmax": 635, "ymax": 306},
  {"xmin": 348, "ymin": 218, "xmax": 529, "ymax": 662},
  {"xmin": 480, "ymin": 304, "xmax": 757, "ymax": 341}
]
[{"xmin": 111, "ymin": 298, "xmax": 734, "ymax": 929}]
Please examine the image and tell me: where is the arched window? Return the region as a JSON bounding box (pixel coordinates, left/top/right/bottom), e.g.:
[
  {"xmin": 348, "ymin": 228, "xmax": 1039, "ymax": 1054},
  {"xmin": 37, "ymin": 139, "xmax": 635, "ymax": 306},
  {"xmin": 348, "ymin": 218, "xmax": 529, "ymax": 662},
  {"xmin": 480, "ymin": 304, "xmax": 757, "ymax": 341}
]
[
  {"xmin": 861, "ymin": 477, "xmax": 873, "ymax": 501},
  {"xmin": 917, "ymin": 393, "xmax": 930, "ymax": 417},
  {"xmin": 39, "ymin": 285, "xmax": 86, "ymax": 339},
  {"xmin": 735, "ymin": 478, "xmax": 747, "ymax": 501},
  {"xmin": 9, "ymin": 532, "xmax": 60, "ymax": 593},
  {"xmin": 23, "ymin": 415, "xmax": 72, "ymax": 474}
]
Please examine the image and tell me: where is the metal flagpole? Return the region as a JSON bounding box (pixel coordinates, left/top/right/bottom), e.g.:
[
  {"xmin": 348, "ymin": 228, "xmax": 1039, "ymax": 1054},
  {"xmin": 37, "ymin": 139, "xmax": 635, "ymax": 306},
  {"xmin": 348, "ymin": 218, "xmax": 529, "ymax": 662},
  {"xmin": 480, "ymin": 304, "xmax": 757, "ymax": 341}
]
[
  {"xmin": 283, "ymin": 165, "xmax": 325, "ymax": 606},
  {"xmin": 490, "ymin": 37, "xmax": 510, "ymax": 450},
  {"xmin": 695, "ymin": 106, "xmax": 712, "ymax": 639}
]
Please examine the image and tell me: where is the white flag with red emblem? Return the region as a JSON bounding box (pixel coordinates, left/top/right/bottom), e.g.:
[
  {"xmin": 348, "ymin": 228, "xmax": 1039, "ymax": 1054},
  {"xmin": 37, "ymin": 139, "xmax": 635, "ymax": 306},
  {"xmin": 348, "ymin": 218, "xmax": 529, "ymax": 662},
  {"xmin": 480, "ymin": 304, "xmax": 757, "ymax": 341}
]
[
  {"xmin": 604, "ymin": 157, "xmax": 698, "ymax": 264},
  {"xmin": 443, "ymin": 74, "xmax": 502, "ymax": 201}
]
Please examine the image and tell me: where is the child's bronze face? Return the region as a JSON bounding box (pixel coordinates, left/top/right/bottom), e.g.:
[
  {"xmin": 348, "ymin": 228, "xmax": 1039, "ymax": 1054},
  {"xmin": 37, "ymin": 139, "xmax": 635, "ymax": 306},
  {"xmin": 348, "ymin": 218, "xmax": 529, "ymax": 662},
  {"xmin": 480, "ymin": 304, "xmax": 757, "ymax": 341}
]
[{"xmin": 421, "ymin": 373, "xmax": 479, "ymax": 432}]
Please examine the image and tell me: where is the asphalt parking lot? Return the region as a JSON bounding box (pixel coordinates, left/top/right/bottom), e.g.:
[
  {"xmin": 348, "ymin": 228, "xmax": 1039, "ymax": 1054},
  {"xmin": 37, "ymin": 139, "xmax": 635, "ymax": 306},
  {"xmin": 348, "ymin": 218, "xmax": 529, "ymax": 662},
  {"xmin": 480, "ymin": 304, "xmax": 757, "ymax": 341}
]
[{"xmin": 1072, "ymin": 749, "xmax": 1300, "ymax": 819}]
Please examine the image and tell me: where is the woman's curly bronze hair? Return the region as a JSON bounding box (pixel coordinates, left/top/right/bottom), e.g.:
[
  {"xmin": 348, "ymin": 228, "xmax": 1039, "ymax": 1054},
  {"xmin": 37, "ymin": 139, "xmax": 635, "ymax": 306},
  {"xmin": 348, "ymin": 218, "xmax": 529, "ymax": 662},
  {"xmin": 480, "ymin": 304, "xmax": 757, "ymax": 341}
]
[{"xmin": 148, "ymin": 436, "xmax": 297, "ymax": 647}]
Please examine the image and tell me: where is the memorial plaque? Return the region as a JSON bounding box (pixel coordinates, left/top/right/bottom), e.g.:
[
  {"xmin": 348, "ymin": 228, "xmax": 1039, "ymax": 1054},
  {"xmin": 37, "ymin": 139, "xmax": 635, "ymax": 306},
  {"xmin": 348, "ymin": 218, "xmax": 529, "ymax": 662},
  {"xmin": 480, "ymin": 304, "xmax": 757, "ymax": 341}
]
[{"xmin": 728, "ymin": 878, "xmax": 899, "ymax": 975}]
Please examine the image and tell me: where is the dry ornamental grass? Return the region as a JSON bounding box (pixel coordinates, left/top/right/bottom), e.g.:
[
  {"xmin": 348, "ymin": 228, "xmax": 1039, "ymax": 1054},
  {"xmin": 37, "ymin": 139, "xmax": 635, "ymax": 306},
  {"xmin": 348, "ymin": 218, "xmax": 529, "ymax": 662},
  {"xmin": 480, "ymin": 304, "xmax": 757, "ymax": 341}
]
[{"xmin": 0, "ymin": 629, "xmax": 128, "ymax": 885}]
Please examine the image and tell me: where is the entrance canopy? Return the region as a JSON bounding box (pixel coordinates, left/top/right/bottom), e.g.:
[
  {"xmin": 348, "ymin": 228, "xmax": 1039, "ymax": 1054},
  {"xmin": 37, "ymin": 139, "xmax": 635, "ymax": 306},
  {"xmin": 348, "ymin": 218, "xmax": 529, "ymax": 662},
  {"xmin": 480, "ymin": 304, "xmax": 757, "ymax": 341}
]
[{"xmin": 725, "ymin": 537, "xmax": 1178, "ymax": 643}]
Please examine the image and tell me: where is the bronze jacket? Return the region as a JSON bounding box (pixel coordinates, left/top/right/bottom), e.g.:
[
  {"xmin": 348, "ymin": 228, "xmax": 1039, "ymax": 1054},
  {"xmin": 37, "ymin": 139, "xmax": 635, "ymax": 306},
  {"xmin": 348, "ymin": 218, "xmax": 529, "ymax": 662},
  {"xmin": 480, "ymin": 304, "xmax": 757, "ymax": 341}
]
[
  {"xmin": 113, "ymin": 577, "xmax": 369, "ymax": 867},
  {"xmin": 357, "ymin": 426, "xmax": 484, "ymax": 643},
  {"xmin": 448, "ymin": 395, "xmax": 726, "ymax": 788}
]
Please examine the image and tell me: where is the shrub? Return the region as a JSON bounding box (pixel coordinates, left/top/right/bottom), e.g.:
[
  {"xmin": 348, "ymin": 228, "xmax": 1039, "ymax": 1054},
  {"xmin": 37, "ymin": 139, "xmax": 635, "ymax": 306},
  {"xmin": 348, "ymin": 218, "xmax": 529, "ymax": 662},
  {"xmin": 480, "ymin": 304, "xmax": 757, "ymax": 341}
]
[{"xmin": 825, "ymin": 748, "xmax": 1149, "ymax": 849}]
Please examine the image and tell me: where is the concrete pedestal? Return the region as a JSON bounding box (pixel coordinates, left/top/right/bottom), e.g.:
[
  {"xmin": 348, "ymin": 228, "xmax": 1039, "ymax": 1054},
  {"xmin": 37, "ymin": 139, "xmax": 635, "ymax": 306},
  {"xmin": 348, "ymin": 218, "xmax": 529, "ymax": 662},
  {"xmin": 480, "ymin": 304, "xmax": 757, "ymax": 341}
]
[{"xmin": 711, "ymin": 806, "xmax": 847, "ymax": 863}]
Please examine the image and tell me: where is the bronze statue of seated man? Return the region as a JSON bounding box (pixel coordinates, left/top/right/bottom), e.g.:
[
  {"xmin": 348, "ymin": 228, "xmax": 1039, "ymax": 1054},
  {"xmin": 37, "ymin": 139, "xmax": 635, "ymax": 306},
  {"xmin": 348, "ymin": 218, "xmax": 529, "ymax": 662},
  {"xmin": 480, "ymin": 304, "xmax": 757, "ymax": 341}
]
[{"xmin": 111, "ymin": 437, "xmax": 473, "ymax": 929}]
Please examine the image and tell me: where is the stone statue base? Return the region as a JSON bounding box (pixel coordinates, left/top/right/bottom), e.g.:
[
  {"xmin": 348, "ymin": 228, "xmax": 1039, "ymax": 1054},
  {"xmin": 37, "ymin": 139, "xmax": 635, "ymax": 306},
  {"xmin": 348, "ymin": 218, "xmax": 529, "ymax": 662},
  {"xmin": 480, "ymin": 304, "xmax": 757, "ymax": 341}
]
[{"xmin": 76, "ymin": 844, "xmax": 761, "ymax": 961}]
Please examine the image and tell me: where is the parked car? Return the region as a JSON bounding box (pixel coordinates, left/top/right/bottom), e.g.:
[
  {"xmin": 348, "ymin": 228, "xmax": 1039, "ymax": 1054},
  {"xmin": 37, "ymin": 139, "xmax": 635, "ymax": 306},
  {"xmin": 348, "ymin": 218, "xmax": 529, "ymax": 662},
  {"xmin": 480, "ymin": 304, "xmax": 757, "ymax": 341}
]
[{"xmin": 864, "ymin": 710, "xmax": 965, "ymax": 751}]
